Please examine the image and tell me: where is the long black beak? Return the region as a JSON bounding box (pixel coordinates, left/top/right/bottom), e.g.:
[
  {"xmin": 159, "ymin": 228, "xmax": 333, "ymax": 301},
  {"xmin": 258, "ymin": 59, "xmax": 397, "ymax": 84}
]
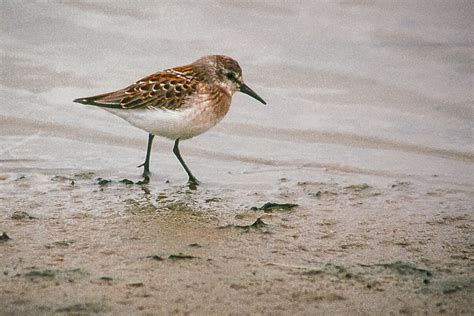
[{"xmin": 240, "ymin": 83, "xmax": 266, "ymax": 105}]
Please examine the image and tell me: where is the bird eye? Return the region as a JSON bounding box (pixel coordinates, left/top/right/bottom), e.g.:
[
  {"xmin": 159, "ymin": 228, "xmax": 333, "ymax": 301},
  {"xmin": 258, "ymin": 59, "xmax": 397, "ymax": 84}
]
[{"xmin": 226, "ymin": 72, "xmax": 235, "ymax": 80}]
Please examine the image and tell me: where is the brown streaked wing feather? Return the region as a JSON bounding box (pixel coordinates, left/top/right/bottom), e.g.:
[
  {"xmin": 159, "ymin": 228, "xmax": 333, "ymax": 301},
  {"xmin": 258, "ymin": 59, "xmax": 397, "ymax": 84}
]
[{"xmin": 76, "ymin": 68, "xmax": 198, "ymax": 110}]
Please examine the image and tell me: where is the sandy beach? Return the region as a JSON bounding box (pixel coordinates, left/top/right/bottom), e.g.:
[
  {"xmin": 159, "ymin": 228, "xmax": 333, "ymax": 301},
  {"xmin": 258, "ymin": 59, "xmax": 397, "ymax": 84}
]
[{"xmin": 1, "ymin": 1, "xmax": 473, "ymax": 315}]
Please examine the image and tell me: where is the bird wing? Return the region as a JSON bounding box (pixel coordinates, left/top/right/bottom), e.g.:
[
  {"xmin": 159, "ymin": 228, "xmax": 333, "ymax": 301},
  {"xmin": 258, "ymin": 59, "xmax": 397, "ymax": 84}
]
[{"xmin": 74, "ymin": 66, "xmax": 199, "ymax": 110}]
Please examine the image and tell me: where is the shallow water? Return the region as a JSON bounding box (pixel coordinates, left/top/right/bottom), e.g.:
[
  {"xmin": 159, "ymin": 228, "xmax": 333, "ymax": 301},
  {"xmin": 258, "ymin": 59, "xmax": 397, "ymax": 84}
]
[{"xmin": 1, "ymin": 0, "xmax": 473, "ymax": 189}]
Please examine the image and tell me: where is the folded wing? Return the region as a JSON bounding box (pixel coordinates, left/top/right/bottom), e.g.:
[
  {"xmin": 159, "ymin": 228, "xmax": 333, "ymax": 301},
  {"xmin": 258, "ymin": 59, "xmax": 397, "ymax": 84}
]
[{"xmin": 74, "ymin": 66, "xmax": 198, "ymax": 111}]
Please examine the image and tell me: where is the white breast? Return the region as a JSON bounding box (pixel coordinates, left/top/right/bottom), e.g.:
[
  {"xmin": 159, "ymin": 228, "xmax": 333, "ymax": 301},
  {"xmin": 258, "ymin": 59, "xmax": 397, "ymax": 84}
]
[{"xmin": 105, "ymin": 101, "xmax": 228, "ymax": 140}]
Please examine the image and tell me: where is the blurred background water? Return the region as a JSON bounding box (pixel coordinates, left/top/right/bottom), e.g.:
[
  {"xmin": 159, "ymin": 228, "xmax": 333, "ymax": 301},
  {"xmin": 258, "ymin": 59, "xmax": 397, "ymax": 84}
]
[{"xmin": 1, "ymin": 0, "xmax": 473, "ymax": 187}]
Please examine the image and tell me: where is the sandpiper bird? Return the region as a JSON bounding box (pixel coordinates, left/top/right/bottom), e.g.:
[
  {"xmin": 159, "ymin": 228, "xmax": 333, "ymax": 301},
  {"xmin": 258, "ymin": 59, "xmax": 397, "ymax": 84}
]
[{"xmin": 74, "ymin": 55, "xmax": 266, "ymax": 186}]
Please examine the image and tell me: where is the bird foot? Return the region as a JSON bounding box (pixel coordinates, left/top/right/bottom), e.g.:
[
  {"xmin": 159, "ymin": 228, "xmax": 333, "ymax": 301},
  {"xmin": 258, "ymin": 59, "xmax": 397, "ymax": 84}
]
[
  {"xmin": 136, "ymin": 176, "xmax": 150, "ymax": 185},
  {"xmin": 187, "ymin": 177, "xmax": 200, "ymax": 190}
]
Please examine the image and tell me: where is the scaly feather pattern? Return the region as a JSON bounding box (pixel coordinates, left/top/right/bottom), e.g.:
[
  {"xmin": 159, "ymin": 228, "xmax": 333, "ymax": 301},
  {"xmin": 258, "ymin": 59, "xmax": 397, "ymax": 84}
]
[{"xmin": 74, "ymin": 65, "xmax": 200, "ymax": 110}]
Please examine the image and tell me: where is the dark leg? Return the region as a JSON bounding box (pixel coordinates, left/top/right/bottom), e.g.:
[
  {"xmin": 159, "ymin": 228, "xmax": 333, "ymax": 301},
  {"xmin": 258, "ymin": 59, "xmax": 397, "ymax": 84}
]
[
  {"xmin": 137, "ymin": 133, "xmax": 155, "ymax": 184},
  {"xmin": 173, "ymin": 139, "xmax": 200, "ymax": 186}
]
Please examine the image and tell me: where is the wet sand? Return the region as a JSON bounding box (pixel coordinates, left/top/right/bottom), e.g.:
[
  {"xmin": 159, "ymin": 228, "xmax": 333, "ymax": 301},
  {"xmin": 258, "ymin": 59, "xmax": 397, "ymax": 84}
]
[
  {"xmin": 1, "ymin": 161, "xmax": 473, "ymax": 315},
  {"xmin": 1, "ymin": 1, "xmax": 473, "ymax": 315}
]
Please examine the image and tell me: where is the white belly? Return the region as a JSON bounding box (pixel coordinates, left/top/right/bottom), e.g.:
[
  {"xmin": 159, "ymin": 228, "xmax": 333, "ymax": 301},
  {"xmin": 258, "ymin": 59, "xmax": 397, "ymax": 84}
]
[{"xmin": 105, "ymin": 105, "xmax": 225, "ymax": 140}]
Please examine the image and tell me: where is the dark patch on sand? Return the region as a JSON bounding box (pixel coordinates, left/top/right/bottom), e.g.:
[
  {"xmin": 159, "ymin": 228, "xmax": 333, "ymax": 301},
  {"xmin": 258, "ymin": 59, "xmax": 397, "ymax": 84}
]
[
  {"xmin": 168, "ymin": 253, "xmax": 196, "ymax": 260},
  {"xmin": 251, "ymin": 202, "xmax": 299, "ymax": 213},
  {"xmin": 344, "ymin": 183, "xmax": 371, "ymax": 191},
  {"xmin": 11, "ymin": 211, "xmax": 36, "ymax": 220},
  {"xmin": 0, "ymin": 232, "xmax": 11, "ymax": 242},
  {"xmin": 148, "ymin": 255, "xmax": 165, "ymax": 261},
  {"xmin": 441, "ymin": 279, "xmax": 474, "ymax": 294},
  {"xmin": 56, "ymin": 302, "xmax": 107, "ymax": 314},
  {"xmin": 375, "ymin": 261, "xmax": 432, "ymax": 279},
  {"xmin": 51, "ymin": 175, "xmax": 74, "ymax": 182},
  {"xmin": 119, "ymin": 178, "xmax": 134, "ymax": 185},
  {"xmin": 148, "ymin": 253, "xmax": 197, "ymax": 261},
  {"xmin": 23, "ymin": 268, "xmax": 87, "ymax": 280},
  {"xmin": 127, "ymin": 282, "xmax": 145, "ymax": 287},
  {"xmin": 220, "ymin": 217, "xmax": 269, "ymax": 232},
  {"xmin": 96, "ymin": 178, "xmax": 112, "ymax": 186},
  {"xmin": 188, "ymin": 243, "xmax": 204, "ymax": 248},
  {"xmin": 74, "ymin": 171, "xmax": 95, "ymax": 180},
  {"xmin": 45, "ymin": 240, "xmax": 75, "ymax": 249},
  {"xmin": 299, "ymin": 261, "xmax": 433, "ymax": 289}
]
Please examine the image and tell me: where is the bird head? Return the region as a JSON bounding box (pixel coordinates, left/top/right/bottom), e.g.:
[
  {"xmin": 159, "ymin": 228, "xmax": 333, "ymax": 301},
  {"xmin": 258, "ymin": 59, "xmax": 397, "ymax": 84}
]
[{"xmin": 194, "ymin": 55, "xmax": 266, "ymax": 105}]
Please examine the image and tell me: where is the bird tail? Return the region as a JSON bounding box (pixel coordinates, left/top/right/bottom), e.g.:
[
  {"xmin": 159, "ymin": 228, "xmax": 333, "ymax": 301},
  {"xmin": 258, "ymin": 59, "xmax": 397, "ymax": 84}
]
[{"xmin": 73, "ymin": 91, "xmax": 123, "ymax": 109}]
